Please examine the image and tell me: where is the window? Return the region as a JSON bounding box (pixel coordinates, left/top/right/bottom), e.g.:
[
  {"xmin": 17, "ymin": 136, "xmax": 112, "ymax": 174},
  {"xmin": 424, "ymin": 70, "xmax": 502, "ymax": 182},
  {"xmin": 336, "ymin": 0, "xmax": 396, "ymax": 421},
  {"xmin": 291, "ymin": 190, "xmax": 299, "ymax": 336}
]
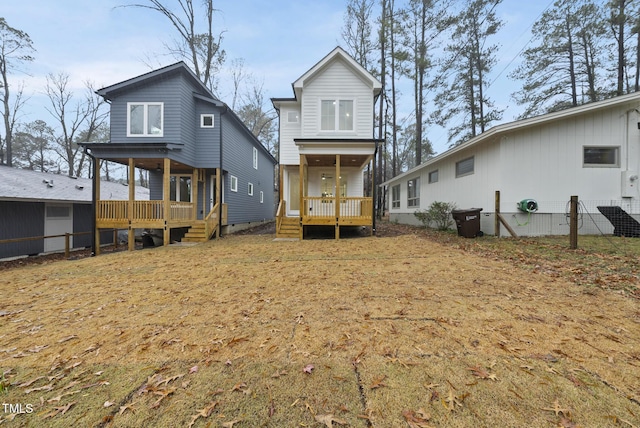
[
  {"xmin": 260, "ymin": 191, "xmax": 264, "ymax": 204},
  {"xmin": 583, "ymin": 146, "xmax": 620, "ymax": 167},
  {"xmin": 407, "ymin": 178, "xmax": 420, "ymax": 208},
  {"xmin": 201, "ymin": 114, "xmax": 214, "ymax": 128},
  {"xmin": 456, "ymin": 156, "xmax": 474, "ymax": 177},
  {"xmin": 287, "ymin": 111, "xmax": 299, "ymax": 123},
  {"xmin": 253, "ymin": 147, "xmax": 258, "ymax": 169},
  {"xmin": 230, "ymin": 175, "xmax": 238, "ymax": 192},
  {"xmin": 127, "ymin": 102, "xmax": 163, "ymax": 136},
  {"xmin": 248, "ymin": 182, "xmax": 254, "ymax": 196},
  {"xmin": 320, "ymin": 99, "xmax": 354, "ymax": 131},
  {"xmin": 391, "ymin": 185, "xmax": 400, "ymax": 209},
  {"xmin": 428, "ymin": 170, "xmax": 439, "ymax": 184},
  {"xmin": 321, "ymin": 174, "xmax": 347, "ymax": 198},
  {"xmin": 169, "ymin": 175, "xmax": 192, "ymax": 202}
]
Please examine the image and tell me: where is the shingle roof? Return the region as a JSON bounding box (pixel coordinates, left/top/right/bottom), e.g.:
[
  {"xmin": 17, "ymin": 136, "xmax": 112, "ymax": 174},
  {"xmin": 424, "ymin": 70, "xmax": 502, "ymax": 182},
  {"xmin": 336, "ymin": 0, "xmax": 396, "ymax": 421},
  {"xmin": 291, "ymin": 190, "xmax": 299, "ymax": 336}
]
[{"xmin": 0, "ymin": 166, "xmax": 149, "ymax": 203}]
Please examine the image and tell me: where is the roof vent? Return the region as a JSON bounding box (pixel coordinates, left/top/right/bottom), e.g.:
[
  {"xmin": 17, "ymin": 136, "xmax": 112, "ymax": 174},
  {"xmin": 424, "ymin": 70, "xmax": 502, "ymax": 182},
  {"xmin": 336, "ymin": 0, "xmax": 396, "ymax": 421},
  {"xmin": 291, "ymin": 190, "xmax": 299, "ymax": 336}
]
[
  {"xmin": 43, "ymin": 179, "xmax": 54, "ymax": 187},
  {"xmin": 75, "ymin": 185, "xmax": 84, "ymax": 190}
]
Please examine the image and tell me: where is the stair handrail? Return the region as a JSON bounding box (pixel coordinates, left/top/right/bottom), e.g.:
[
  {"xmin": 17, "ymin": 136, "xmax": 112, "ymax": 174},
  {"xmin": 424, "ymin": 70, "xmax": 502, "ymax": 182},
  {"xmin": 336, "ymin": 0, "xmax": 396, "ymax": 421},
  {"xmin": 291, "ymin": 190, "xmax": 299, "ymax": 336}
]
[
  {"xmin": 276, "ymin": 200, "xmax": 285, "ymax": 234},
  {"xmin": 204, "ymin": 203, "xmax": 220, "ymax": 240}
]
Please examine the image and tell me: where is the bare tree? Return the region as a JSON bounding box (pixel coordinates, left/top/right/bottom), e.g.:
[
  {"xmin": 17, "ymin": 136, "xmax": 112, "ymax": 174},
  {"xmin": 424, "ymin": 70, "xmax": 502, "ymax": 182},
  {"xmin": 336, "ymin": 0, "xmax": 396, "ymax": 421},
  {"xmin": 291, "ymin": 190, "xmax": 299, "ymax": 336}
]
[
  {"xmin": 0, "ymin": 18, "xmax": 35, "ymax": 166},
  {"xmin": 120, "ymin": 0, "xmax": 226, "ymax": 93},
  {"xmin": 235, "ymin": 78, "xmax": 278, "ymax": 157},
  {"xmin": 45, "ymin": 74, "xmax": 108, "ymax": 177}
]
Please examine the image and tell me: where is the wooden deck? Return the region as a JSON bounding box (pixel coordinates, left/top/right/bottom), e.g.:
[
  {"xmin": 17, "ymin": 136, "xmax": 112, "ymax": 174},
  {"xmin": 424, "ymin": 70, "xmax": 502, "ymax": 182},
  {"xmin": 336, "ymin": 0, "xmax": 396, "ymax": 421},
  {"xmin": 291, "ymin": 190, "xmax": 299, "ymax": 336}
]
[
  {"xmin": 96, "ymin": 200, "xmax": 228, "ymax": 230},
  {"xmin": 302, "ymin": 197, "xmax": 373, "ymax": 226}
]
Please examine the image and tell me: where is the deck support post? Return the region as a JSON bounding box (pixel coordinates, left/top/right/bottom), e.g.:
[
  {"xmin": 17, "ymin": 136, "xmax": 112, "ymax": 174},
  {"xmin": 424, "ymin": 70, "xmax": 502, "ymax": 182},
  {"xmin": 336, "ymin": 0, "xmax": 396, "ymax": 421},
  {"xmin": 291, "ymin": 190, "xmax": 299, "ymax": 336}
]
[
  {"xmin": 127, "ymin": 158, "xmax": 135, "ymax": 251},
  {"xmin": 216, "ymin": 167, "xmax": 222, "ymax": 238},
  {"xmin": 94, "ymin": 157, "xmax": 101, "ymax": 255},
  {"xmin": 299, "ymin": 155, "xmax": 305, "ymax": 240},
  {"xmin": 335, "ymin": 155, "xmax": 341, "ymax": 240},
  {"xmin": 163, "ymin": 158, "xmax": 171, "ymax": 246}
]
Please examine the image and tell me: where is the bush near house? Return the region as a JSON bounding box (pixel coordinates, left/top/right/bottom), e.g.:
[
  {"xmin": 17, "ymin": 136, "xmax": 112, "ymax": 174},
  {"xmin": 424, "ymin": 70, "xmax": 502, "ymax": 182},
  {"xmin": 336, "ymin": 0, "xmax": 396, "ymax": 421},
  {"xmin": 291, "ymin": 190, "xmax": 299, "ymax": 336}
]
[{"xmin": 414, "ymin": 201, "xmax": 457, "ymax": 230}]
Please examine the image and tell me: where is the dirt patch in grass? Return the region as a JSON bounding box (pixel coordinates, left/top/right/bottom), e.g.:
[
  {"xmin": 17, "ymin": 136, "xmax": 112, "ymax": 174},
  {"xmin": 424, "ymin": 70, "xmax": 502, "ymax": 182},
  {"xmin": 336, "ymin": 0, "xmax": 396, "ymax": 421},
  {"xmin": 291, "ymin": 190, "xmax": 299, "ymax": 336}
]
[{"xmin": 0, "ymin": 223, "xmax": 639, "ymax": 427}]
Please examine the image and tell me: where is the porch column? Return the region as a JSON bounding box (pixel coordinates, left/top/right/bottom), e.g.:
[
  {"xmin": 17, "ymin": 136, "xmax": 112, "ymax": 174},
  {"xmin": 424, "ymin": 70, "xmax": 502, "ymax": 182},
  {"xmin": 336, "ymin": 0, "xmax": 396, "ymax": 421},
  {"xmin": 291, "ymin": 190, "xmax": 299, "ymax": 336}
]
[
  {"xmin": 215, "ymin": 168, "xmax": 221, "ymax": 238},
  {"xmin": 335, "ymin": 155, "xmax": 341, "ymax": 240},
  {"xmin": 163, "ymin": 158, "xmax": 171, "ymax": 246},
  {"xmin": 94, "ymin": 157, "xmax": 101, "ymax": 255},
  {"xmin": 127, "ymin": 158, "xmax": 135, "ymax": 251},
  {"xmin": 192, "ymin": 168, "xmax": 198, "ymax": 221},
  {"xmin": 299, "ymin": 155, "xmax": 305, "ymax": 240}
]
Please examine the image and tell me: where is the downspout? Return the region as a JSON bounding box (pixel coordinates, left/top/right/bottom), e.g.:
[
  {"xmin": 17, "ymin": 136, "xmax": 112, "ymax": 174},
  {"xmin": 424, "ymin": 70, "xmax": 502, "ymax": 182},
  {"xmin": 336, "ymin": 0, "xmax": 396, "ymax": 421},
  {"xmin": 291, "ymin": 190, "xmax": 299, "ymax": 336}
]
[
  {"xmin": 372, "ymin": 140, "xmax": 378, "ymax": 236},
  {"xmin": 219, "ymin": 104, "xmax": 229, "ymax": 237},
  {"xmin": 83, "ymin": 145, "xmax": 97, "ymax": 256}
]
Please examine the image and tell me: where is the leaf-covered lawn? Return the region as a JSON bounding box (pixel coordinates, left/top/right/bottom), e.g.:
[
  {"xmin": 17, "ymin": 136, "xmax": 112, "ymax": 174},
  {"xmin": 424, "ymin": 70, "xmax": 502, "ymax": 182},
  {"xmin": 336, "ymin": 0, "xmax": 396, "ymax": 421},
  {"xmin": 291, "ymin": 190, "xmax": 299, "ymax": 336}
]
[{"xmin": 1, "ymin": 225, "xmax": 639, "ymax": 427}]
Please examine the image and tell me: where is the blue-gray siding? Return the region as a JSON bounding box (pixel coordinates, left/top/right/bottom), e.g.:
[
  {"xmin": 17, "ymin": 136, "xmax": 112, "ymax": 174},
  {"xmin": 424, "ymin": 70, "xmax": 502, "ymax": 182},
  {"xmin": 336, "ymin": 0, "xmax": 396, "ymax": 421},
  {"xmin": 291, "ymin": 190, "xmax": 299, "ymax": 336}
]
[
  {"xmin": 222, "ymin": 115, "xmax": 276, "ymax": 224},
  {"xmin": 0, "ymin": 201, "xmax": 45, "ymax": 258}
]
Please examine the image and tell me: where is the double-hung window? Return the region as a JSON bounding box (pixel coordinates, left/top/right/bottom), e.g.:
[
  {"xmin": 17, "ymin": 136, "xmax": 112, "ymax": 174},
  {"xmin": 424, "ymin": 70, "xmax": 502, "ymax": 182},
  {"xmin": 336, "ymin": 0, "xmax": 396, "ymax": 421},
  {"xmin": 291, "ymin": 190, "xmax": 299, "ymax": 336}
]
[
  {"xmin": 320, "ymin": 99, "xmax": 354, "ymax": 131},
  {"xmin": 128, "ymin": 102, "xmax": 163, "ymax": 136},
  {"xmin": 407, "ymin": 178, "xmax": 420, "ymax": 208},
  {"xmin": 391, "ymin": 185, "xmax": 400, "ymax": 209}
]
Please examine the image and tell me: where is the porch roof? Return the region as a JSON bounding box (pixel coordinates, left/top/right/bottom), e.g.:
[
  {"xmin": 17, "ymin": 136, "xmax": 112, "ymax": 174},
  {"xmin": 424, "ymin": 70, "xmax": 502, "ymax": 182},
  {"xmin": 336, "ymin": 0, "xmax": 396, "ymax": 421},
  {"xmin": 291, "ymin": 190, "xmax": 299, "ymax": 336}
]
[
  {"xmin": 294, "ymin": 138, "xmax": 383, "ymax": 168},
  {"xmin": 81, "ymin": 142, "xmax": 193, "ymax": 172}
]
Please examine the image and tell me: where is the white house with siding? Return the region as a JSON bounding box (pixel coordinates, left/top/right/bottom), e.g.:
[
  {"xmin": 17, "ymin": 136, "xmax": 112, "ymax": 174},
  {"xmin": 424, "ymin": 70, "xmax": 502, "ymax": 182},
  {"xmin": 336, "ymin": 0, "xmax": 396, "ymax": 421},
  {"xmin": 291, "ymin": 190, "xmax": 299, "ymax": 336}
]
[
  {"xmin": 272, "ymin": 47, "xmax": 382, "ymax": 239},
  {"xmin": 382, "ymin": 92, "xmax": 640, "ymax": 237}
]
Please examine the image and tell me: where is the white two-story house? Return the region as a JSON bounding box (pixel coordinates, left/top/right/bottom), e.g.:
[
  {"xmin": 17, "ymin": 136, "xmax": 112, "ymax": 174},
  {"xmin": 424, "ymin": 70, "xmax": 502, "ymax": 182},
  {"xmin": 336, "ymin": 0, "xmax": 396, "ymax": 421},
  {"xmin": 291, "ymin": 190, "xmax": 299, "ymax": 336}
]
[{"xmin": 271, "ymin": 47, "xmax": 382, "ymax": 239}]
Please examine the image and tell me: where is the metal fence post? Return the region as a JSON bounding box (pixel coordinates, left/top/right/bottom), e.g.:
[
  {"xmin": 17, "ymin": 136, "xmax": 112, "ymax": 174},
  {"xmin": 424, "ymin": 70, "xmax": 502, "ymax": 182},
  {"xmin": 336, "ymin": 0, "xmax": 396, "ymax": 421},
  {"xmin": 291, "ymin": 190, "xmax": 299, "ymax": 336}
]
[{"xmin": 570, "ymin": 196, "xmax": 578, "ymax": 249}]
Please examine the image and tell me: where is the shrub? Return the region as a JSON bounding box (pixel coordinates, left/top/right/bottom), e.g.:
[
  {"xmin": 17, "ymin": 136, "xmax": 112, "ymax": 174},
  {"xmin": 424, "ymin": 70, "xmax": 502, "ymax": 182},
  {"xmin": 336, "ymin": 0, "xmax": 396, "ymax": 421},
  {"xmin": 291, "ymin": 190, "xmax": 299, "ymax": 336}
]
[{"xmin": 414, "ymin": 201, "xmax": 457, "ymax": 230}]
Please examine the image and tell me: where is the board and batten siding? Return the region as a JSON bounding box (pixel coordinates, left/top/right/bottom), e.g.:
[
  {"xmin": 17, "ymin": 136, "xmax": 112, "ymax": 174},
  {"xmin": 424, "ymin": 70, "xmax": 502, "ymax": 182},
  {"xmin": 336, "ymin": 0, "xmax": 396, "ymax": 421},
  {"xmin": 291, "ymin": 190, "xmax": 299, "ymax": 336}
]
[
  {"xmin": 221, "ymin": 115, "xmax": 275, "ymax": 224},
  {"xmin": 300, "ymin": 59, "xmax": 375, "ymax": 139}
]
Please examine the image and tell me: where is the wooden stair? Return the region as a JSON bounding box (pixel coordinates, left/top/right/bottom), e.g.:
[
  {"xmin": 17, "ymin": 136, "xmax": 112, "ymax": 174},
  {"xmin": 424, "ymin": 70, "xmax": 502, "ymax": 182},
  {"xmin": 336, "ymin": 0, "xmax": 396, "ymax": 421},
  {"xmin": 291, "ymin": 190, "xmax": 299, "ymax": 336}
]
[
  {"xmin": 182, "ymin": 221, "xmax": 209, "ymax": 243},
  {"xmin": 277, "ymin": 217, "xmax": 300, "ymax": 239}
]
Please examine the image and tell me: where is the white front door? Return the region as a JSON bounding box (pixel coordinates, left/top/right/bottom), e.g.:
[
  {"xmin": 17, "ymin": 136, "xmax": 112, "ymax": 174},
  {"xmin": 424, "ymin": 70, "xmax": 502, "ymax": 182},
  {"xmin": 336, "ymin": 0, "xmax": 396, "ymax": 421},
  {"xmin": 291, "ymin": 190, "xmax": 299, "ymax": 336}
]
[{"xmin": 44, "ymin": 203, "xmax": 73, "ymax": 253}]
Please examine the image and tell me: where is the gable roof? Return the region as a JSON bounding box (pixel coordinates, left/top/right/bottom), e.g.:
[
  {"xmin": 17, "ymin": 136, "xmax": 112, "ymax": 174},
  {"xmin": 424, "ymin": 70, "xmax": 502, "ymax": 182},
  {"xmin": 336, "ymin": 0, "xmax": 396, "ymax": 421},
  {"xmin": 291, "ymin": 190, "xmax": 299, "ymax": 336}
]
[
  {"xmin": 96, "ymin": 61, "xmax": 219, "ymax": 102},
  {"xmin": 288, "ymin": 46, "xmax": 382, "ymax": 101},
  {"xmin": 0, "ymin": 166, "xmax": 149, "ymax": 203},
  {"xmin": 382, "ymin": 91, "xmax": 640, "ymax": 185}
]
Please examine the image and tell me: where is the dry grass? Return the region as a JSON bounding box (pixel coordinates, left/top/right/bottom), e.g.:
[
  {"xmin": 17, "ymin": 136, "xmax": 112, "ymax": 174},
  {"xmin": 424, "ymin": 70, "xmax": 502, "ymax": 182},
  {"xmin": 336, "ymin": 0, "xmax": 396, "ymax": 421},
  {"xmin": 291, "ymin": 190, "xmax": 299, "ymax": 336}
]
[{"xmin": 1, "ymin": 224, "xmax": 639, "ymax": 427}]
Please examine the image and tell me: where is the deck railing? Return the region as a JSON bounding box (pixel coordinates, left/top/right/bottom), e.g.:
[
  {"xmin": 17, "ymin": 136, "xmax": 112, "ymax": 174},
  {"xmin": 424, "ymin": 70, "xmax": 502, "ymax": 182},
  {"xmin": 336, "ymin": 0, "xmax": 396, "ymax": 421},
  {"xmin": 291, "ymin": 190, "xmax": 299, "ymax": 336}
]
[
  {"xmin": 97, "ymin": 200, "xmax": 195, "ymax": 223},
  {"xmin": 303, "ymin": 197, "xmax": 372, "ymax": 220}
]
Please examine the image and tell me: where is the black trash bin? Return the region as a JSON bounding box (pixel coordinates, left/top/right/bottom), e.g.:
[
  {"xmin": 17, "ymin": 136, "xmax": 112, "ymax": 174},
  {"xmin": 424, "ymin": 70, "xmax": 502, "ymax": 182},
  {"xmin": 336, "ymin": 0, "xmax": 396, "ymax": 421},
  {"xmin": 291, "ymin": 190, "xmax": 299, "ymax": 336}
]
[{"xmin": 451, "ymin": 208, "xmax": 483, "ymax": 238}]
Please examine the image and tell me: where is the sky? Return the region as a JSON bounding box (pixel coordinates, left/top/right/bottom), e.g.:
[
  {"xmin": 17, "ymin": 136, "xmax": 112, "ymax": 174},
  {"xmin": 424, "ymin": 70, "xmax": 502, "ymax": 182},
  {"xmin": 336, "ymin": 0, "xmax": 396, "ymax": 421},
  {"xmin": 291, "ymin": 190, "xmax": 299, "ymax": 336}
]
[{"xmin": 3, "ymin": 0, "xmax": 553, "ymax": 156}]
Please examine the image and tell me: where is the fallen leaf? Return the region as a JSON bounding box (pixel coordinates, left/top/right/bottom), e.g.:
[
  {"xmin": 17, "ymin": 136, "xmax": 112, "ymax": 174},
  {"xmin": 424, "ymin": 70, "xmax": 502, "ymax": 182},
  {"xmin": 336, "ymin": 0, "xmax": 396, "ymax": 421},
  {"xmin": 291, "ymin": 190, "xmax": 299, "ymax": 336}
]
[
  {"xmin": 43, "ymin": 401, "xmax": 76, "ymax": 418},
  {"xmin": 58, "ymin": 335, "xmax": 78, "ymax": 343},
  {"xmin": 402, "ymin": 408, "xmax": 432, "ymax": 428},
  {"xmin": 119, "ymin": 402, "xmax": 137, "ymax": 415},
  {"xmin": 303, "ymin": 364, "xmax": 314, "ymax": 374},
  {"xmin": 188, "ymin": 401, "xmax": 218, "ymax": 428},
  {"xmin": 222, "ymin": 419, "xmax": 242, "ymax": 428},
  {"xmin": 231, "ymin": 382, "xmax": 247, "ymax": 392},
  {"xmin": 18, "ymin": 376, "xmax": 45, "ymax": 388},
  {"xmin": 468, "ymin": 365, "xmax": 497, "ymax": 381},
  {"xmin": 315, "ymin": 413, "xmax": 347, "ymax": 427},
  {"xmin": 189, "ymin": 365, "xmax": 198, "ymax": 374},
  {"xmin": 541, "ymin": 398, "xmax": 571, "ymax": 417},
  {"xmin": 104, "ymin": 401, "xmax": 115, "ymax": 408},
  {"xmin": 370, "ymin": 375, "xmax": 387, "ymax": 389}
]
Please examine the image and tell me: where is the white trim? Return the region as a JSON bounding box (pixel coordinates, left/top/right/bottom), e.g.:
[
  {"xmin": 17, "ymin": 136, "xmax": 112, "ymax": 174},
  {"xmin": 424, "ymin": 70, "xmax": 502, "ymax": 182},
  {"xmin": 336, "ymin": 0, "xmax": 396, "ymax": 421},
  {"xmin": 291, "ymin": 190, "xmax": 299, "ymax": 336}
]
[
  {"xmin": 127, "ymin": 102, "xmax": 164, "ymax": 137},
  {"xmin": 248, "ymin": 182, "xmax": 254, "ymax": 196},
  {"xmin": 230, "ymin": 175, "xmax": 238, "ymax": 192},
  {"xmin": 253, "ymin": 147, "xmax": 258, "ymax": 169},
  {"xmin": 260, "ymin": 190, "xmax": 264, "ymax": 203},
  {"xmin": 200, "ymin": 114, "xmax": 215, "ymax": 128}
]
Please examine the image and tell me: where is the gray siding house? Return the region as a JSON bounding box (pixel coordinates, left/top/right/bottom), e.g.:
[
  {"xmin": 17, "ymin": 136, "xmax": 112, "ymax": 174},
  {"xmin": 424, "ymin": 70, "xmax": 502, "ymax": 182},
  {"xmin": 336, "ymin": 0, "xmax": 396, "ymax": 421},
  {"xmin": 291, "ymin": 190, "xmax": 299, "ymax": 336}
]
[
  {"xmin": 0, "ymin": 166, "xmax": 148, "ymax": 259},
  {"xmin": 83, "ymin": 62, "xmax": 276, "ymax": 253}
]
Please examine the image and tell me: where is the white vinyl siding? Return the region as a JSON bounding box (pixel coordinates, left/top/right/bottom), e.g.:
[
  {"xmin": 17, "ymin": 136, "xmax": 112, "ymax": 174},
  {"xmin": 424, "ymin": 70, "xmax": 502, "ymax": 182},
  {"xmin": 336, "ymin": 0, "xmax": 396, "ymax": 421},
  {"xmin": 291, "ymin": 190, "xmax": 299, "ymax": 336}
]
[{"xmin": 300, "ymin": 58, "xmax": 374, "ymax": 138}]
